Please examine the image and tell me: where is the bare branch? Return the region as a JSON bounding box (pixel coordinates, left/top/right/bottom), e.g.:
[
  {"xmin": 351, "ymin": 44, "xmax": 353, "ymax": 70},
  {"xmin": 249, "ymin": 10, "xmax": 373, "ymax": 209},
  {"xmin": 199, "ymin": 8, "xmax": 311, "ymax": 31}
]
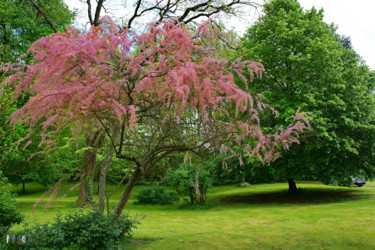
[
  {"xmin": 94, "ymin": 0, "xmax": 105, "ymax": 26},
  {"xmin": 127, "ymin": 0, "xmax": 142, "ymax": 29},
  {"xmin": 86, "ymin": 0, "xmax": 94, "ymax": 24},
  {"xmin": 122, "ymin": 0, "xmax": 262, "ymax": 29}
]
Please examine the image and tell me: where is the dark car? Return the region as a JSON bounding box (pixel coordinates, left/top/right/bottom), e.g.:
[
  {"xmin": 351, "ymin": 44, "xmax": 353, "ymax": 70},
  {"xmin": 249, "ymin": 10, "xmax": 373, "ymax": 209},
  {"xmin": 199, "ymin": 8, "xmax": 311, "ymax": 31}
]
[{"xmin": 352, "ymin": 178, "xmax": 366, "ymax": 187}]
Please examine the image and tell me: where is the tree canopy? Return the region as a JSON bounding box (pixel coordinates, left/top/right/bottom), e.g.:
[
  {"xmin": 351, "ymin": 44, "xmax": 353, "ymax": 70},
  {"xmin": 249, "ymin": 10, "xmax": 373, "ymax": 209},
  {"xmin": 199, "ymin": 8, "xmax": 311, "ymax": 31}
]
[
  {"xmin": 0, "ymin": 0, "xmax": 74, "ymax": 63},
  {"xmin": 241, "ymin": 0, "xmax": 375, "ymax": 187}
]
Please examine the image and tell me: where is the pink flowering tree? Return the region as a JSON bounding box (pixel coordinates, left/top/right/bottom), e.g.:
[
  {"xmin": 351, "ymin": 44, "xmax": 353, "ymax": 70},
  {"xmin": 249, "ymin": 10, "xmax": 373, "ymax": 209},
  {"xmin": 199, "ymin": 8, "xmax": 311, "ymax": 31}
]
[{"xmin": 11, "ymin": 17, "xmax": 309, "ymax": 217}]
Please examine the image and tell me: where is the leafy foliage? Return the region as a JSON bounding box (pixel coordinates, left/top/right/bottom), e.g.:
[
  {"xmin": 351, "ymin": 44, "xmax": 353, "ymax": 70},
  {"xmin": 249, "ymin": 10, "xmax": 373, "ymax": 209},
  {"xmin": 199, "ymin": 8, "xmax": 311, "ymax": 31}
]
[
  {"xmin": 241, "ymin": 0, "xmax": 375, "ymax": 184},
  {"xmin": 167, "ymin": 163, "xmax": 212, "ymax": 205},
  {"xmin": 0, "ymin": 3, "xmax": 75, "ymax": 189},
  {"xmin": 0, "ymin": 171, "xmax": 23, "ymax": 237},
  {"xmin": 0, "ymin": 0, "xmax": 74, "ymax": 63},
  {"xmin": 12, "ymin": 210, "xmax": 138, "ymax": 249},
  {"xmin": 135, "ymin": 185, "xmax": 179, "ymax": 205}
]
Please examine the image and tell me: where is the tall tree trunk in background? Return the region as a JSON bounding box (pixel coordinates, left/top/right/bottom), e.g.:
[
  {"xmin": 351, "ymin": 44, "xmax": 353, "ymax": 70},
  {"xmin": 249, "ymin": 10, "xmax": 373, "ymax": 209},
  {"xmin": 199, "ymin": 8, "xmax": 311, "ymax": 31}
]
[
  {"xmin": 22, "ymin": 180, "xmax": 26, "ymax": 193},
  {"xmin": 114, "ymin": 166, "xmax": 142, "ymax": 219},
  {"xmin": 77, "ymin": 130, "xmax": 104, "ymax": 205},
  {"xmin": 241, "ymin": 176, "xmax": 246, "ymax": 184},
  {"xmin": 288, "ymin": 178, "xmax": 298, "ymax": 193}
]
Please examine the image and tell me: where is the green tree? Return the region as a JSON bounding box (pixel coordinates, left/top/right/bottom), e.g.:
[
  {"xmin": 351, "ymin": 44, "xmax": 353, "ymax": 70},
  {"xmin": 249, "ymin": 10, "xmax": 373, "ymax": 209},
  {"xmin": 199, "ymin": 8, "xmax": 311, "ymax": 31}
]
[
  {"xmin": 0, "ymin": 0, "xmax": 75, "ymax": 191},
  {"xmin": 0, "ymin": 0, "xmax": 74, "ymax": 63},
  {"xmin": 0, "ymin": 75, "xmax": 62, "ymax": 192},
  {"xmin": 241, "ymin": 0, "xmax": 375, "ymax": 191}
]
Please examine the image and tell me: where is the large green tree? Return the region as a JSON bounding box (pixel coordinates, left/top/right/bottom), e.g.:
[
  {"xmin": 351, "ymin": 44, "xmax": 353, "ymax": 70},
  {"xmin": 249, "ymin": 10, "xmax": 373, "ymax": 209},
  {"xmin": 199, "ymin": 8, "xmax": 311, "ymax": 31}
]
[{"xmin": 241, "ymin": 0, "xmax": 375, "ymax": 191}]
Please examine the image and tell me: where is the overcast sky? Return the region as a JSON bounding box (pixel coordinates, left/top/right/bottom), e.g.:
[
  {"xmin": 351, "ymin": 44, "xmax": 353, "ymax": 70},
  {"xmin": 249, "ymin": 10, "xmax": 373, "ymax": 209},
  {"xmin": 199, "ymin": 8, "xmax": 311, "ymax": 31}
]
[
  {"xmin": 298, "ymin": 0, "xmax": 375, "ymax": 69},
  {"xmin": 64, "ymin": 0, "xmax": 375, "ymax": 69}
]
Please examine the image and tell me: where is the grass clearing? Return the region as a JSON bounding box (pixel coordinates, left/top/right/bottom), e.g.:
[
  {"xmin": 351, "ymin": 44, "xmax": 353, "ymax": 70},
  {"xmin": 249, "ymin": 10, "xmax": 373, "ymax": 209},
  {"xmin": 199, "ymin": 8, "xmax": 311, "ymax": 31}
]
[{"xmin": 11, "ymin": 182, "xmax": 375, "ymax": 249}]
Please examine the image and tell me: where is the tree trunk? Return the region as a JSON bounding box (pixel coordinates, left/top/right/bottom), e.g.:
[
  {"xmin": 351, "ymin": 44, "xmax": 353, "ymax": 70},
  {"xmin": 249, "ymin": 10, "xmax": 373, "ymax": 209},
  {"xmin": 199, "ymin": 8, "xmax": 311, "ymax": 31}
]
[
  {"xmin": 114, "ymin": 167, "xmax": 142, "ymax": 219},
  {"xmin": 22, "ymin": 180, "xmax": 26, "ymax": 193},
  {"xmin": 77, "ymin": 148, "xmax": 96, "ymax": 205},
  {"xmin": 98, "ymin": 145, "xmax": 115, "ymax": 214},
  {"xmin": 189, "ymin": 187, "xmax": 195, "ymax": 204},
  {"xmin": 288, "ymin": 178, "xmax": 298, "ymax": 193},
  {"xmin": 77, "ymin": 131, "xmax": 104, "ymax": 205},
  {"xmin": 241, "ymin": 176, "xmax": 246, "ymax": 184}
]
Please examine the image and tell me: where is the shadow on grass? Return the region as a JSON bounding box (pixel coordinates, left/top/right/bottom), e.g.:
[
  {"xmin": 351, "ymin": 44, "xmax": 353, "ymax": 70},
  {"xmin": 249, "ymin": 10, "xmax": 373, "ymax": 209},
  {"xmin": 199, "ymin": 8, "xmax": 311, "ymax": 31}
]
[
  {"xmin": 220, "ymin": 188, "xmax": 371, "ymax": 205},
  {"xmin": 13, "ymin": 187, "xmax": 48, "ymax": 196}
]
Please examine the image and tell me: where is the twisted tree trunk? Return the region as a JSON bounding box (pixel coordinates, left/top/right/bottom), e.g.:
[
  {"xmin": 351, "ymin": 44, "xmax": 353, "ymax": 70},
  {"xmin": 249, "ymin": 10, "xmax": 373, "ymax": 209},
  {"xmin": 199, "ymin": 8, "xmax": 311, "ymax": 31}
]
[{"xmin": 114, "ymin": 166, "xmax": 142, "ymax": 219}]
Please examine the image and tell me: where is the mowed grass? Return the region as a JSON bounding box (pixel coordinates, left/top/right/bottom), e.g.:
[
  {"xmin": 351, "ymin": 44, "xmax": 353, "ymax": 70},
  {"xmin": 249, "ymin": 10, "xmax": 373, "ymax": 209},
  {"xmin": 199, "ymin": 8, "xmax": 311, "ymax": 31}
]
[
  {"xmin": 365, "ymin": 180, "xmax": 375, "ymax": 187},
  {"xmin": 12, "ymin": 181, "xmax": 375, "ymax": 249}
]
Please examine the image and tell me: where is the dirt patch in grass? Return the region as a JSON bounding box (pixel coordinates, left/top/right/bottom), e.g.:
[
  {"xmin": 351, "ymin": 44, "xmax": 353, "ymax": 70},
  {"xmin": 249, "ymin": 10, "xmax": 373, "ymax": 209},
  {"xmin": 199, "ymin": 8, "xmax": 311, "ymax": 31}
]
[
  {"xmin": 131, "ymin": 238, "xmax": 158, "ymax": 248},
  {"xmin": 221, "ymin": 188, "xmax": 371, "ymax": 205},
  {"xmin": 132, "ymin": 240, "xmax": 147, "ymax": 248}
]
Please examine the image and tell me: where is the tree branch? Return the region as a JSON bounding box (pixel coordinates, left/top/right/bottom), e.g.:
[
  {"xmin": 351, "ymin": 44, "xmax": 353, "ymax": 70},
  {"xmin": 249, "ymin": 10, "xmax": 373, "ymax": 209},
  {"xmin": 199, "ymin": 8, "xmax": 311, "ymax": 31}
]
[
  {"xmin": 29, "ymin": 0, "xmax": 58, "ymax": 32},
  {"xmin": 127, "ymin": 0, "xmax": 142, "ymax": 29},
  {"xmin": 86, "ymin": 0, "xmax": 94, "ymax": 25},
  {"xmin": 93, "ymin": 0, "xmax": 105, "ymax": 26}
]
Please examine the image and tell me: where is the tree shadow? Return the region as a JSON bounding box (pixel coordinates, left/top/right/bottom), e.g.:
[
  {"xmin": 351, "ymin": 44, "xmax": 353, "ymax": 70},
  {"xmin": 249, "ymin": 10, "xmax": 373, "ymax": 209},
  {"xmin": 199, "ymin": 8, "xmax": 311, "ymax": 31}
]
[{"xmin": 220, "ymin": 188, "xmax": 371, "ymax": 205}]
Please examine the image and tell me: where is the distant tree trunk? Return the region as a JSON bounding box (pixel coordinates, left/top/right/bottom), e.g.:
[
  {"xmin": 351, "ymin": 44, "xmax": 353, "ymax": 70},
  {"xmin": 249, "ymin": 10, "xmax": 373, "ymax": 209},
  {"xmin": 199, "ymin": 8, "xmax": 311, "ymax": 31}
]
[
  {"xmin": 97, "ymin": 178, "xmax": 100, "ymax": 195},
  {"xmin": 114, "ymin": 166, "xmax": 142, "ymax": 219},
  {"xmin": 241, "ymin": 176, "xmax": 246, "ymax": 184},
  {"xmin": 288, "ymin": 178, "xmax": 298, "ymax": 193},
  {"xmin": 22, "ymin": 180, "xmax": 26, "ymax": 193},
  {"xmin": 194, "ymin": 169, "xmax": 202, "ymax": 204},
  {"xmin": 189, "ymin": 188, "xmax": 195, "ymax": 204}
]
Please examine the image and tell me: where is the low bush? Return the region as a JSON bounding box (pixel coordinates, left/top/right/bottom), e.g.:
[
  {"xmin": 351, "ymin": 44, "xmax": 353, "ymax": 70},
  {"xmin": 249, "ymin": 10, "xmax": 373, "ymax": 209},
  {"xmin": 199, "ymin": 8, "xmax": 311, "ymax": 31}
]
[
  {"xmin": 135, "ymin": 185, "xmax": 179, "ymax": 205},
  {"xmin": 9, "ymin": 210, "xmax": 138, "ymax": 249},
  {"xmin": 0, "ymin": 172, "xmax": 23, "ymax": 237},
  {"xmin": 178, "ymin": 202, "xmax": 210, "ymax": 210},
  {"xmin": 167, "ymin": 163, "xmax": 212, "ymax": 205},
  {"xmin": 238, "ymin": 182, "xmax": 251, "ymax": 187}
]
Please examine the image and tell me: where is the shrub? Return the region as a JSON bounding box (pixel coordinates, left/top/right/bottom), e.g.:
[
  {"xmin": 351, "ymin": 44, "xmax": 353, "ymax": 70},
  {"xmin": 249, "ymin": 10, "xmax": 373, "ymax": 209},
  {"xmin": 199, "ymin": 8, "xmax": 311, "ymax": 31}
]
[
  {"xmin": 178, "ymin": 202, "xmax": 210, "ymax": 210},
  {"xmin": 135, "ymin": 185, "xmax": 179, "ymax": 205},
  {"xmin": 0, "ymin": 171, "xmax": 23, "ymax": 237},
  {"xmin": 167, "ymin": 163, "xmax": 212, "ymax": 205},
  {"xmin": 10, "ymin": 210, "xmax": 138, "ymax": 249},
  {"xmin": 238, "ymin": 182, "xmax": 251, "ymax": 187}
]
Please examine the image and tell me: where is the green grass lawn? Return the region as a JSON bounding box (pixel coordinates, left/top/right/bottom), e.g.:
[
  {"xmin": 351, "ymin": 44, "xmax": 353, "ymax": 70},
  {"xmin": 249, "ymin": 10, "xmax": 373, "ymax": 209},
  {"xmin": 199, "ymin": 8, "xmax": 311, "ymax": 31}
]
[
  {"xmin": 11, "ymin": 181, "xmax": 375, "ymax": 249},
  {"xmin": 365, "ymin": 180, "xmax": 375, "ymax": 187}
]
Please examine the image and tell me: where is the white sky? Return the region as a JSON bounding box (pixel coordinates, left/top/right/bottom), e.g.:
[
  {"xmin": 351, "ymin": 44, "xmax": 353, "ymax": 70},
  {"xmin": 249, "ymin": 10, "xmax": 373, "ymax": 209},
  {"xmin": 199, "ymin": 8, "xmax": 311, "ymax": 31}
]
[
  {"xmin": 298, "ymin": 0, "xmax": 375, "ymax": 69},
  {"xmin": 63, "ymin": 0, "xmax": 375, "ymax": 69}
]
